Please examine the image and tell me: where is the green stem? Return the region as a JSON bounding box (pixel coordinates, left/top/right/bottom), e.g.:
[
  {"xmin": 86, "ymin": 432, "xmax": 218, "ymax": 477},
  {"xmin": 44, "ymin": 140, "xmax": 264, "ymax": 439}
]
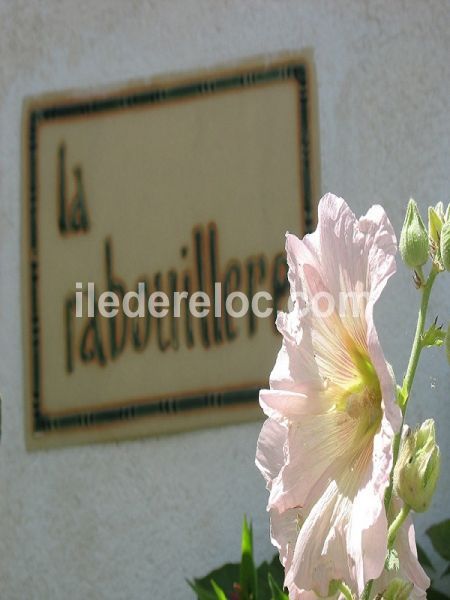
[
  {"xmin": 383, "ymin": 432, "xmax": 401, "ymax": 514},
  {"xmin": 401, "ymin": 267, "xmax": 438, "ymax": 409},
  {"xmin": 385, "ymin": 267, "xmax": 438, "ymax": 512},
  {"xmin": 387, "ymin": 505, "xmax": 411, "ymax": 549}
]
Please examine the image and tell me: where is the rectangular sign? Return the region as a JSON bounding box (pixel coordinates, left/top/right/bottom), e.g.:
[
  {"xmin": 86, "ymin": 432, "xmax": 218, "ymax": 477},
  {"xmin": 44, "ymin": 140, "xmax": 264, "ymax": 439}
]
[{"xmin": 22, "ymin": 56, "xmax": 319, "ymax": 448}]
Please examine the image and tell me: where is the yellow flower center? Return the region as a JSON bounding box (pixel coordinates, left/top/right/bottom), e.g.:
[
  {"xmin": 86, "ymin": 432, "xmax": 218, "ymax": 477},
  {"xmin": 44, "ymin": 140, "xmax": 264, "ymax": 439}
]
[{"xmin": 336, "ymin": 343, "xmax": 382, "ymax": 434}]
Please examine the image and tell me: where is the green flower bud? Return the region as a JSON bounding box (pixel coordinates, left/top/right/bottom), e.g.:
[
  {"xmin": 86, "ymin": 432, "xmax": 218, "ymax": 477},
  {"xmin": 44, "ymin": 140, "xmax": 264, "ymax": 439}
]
[
  {"xmin": 400, "ymin": 199, "xmax": 429, "ymax": 268},
  {"xmin": 394, "ymin": 419, "xmax": 440, "ymax": 512},
  {"xmin": 428, "ymin": 206, "xmax": 443, "ymax": 245},
  {"xmin": 445, "ymin": 202, "xmax": 450, "ymax": 223},
  {"xmin": 435, "ymin": 201, "xmax": 445, "ymax": 220},
  {"xmin": 440, "ymin": 220, "xmax": 450, "ymax": 271},
  {"xmin": 381, "ymin": 578, "xmax": 414, "ymax": 600}
]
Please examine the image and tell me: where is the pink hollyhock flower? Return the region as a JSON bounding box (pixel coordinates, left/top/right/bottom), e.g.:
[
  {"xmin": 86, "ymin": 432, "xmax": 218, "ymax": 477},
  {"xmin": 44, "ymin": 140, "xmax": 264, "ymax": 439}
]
[{"xmin": 256, "ymin": 194, "xmax": 427, "ymax": 597}]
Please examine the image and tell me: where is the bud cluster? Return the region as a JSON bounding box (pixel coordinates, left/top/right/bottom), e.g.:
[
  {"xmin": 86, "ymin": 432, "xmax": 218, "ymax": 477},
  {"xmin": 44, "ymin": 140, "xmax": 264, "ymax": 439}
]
[
  {"xmin": 428, "ymin": 201, "xmax": 450, "ymax": 270},
  {"xmin": 399, "ymin": 199, "xmax": 429, "ymax": 270},
  {"xmin": 399, "ymin": 198, "xmax": 450, "ymax": 272},
  {"xmin": 381, "ymin": 578, "xmax": 414, "ymax": 600},
  {"xmin": 400, "ymin": 198, "xmax": 450, "ymax": 363},
  {"xmin": 394, "ymin": 419, "xmax": 440, "ymax": 513}
]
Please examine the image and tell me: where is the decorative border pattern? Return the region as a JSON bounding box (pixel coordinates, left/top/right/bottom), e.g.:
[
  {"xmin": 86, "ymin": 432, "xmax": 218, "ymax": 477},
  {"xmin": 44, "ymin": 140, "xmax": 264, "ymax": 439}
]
[{"xmin": 26, "ymin": 62, "xmax": 314, "ymax": 434}]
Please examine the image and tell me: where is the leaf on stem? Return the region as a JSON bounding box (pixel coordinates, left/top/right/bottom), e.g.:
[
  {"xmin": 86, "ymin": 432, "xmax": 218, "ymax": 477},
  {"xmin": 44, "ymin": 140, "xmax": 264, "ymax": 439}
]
[
  {"xmin": 240, "ymin": 516, "xmax": 258, "ymax": 599},
  {"xmin": 187, "ymin": 579, "xmax": 217, "ymax": 600},
  {"xmin": 422, "ymin": 319, "xmax": 446, "ymax": 348},
  {"xmin": 268, "ymin": 573, "xmax": 289, "ymax": 600},
  {"xmin": 426, "ymin": 519, "xmax": 450, "ymax": 561},
  {"xmin": 210, "ymin": 580, "xmax": 228, "ymax": 600},
  {"xmin": 385, "ymin": 548, "xmax": 400, "ymax": 572},
  {"xmin": 427, "ymin": 589, "xmax": 450, "ymax": 600},
  {"xmin": 416, "ymin": 543, "xmax": 434, "ymax": 570}
]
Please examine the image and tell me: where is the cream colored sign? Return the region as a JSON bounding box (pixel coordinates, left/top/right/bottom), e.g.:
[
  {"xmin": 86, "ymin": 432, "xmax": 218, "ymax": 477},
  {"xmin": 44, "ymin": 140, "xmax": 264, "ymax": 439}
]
[{"xmin": 22, "ymin": 57, "xmax": 319, "ymax": 448}]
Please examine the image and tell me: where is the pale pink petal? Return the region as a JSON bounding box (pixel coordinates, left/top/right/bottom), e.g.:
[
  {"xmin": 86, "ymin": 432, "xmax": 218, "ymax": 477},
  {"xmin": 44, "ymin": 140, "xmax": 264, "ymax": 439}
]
[
  {"xmin": 309, "ymin": 194, "xmax": 396, "ymax": 311},
  {"xmin": 260, "ymin": 389, "xmax": 329, "ymax": 421},
  {"xmin": 269, "ymin": 507, "xmax": 299, "ymax": 570},
  {"xmin": 289, "ymin": 587, "xmax": 321, "ymax": 600},
  {"xmin": 366, "ymin": 301, "xmax": 402, "ymax": 431},
  {"xmin": 285, "ymin": 432, "xmax": 391, "ymax": 597},
  {"xmin": 398, "ymin": 517, "xmax": 430, "ymax": 597},
  {"xmin": 285, "ymin": 230, "xmax": 321, "ymax": 304},
  {"xmin": 269, "ymin": 509, "xmax": 338, "ymax": 598},
  {"xmin": 359, "ymin": 204, "xmax": 397, "ymax": 306},
  {"xmin": 271, "ymin": 319, "xmax": 322, "ymax": 395},
  {"xmin": 360, "ymin": 497, "xmax": 389, "ymax": 582},
  {"xmin": 346, "ymin": 424, "xmax": 392, "ymax": 593},
  {"xmin": 310, "ymin": 194, "xmax": 363, "ymax": 305},
  {"xmin": 268, "ymin": 413, "xmax": 355, "ymax": 513},
  {"xmin": 255, "ymin": 419, "xmax": 287, "ymax": 486},
  {"xmin": 287, "ymin": 481, "xmax": 352, "ymax": 596}
]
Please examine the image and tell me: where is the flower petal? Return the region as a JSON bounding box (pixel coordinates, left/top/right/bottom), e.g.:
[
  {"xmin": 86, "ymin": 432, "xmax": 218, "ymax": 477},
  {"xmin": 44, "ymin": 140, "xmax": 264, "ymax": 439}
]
[
  {"xmin": 268, "ymin": 412, "xmax": 355, "ymax": 513},
  {"xmin": 260, "ymin": 389, "xmax": 329, "ymax": 421},
  {"xmin": 286, "ymin": 480, "xmax": 351, "ymax": 596},
  {"xmin": 256, "ymin": 418, "xmax": 287, "ymax": 486}
]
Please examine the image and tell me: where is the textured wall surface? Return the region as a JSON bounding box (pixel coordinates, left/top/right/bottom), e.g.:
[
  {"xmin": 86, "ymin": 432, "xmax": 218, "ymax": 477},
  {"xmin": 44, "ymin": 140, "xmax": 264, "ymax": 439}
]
[{"xmin": 0, "ymin": 1, "xmax": 449, "ymax": 598}]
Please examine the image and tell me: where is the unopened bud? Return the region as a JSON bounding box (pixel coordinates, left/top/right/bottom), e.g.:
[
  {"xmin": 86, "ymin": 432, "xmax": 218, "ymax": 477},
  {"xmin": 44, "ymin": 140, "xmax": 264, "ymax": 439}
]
[
  {"xmin": 394, "ymin": 419, "xmax": 440, "ymax": 512},
  {"xmin": 445, "ymin": 202, "xmax": 450, "ymax": 222},
  {"xmin": 435, "ymin": 201, "xmax": 445, "ymax": 220},
  {"xmin": 428, "ymin": 206, "xmax": 443, "ymax": 245},
  {"xmin": 400, "ymin": 199, "xmax": 429, "ymax": 269},
  {"xmin": 382, "ymin": 578, "xmax": 414, "ymax": 600},
  {"xmin": 440, "ymin": 220, "xmax": 450, "ymax": 271}
]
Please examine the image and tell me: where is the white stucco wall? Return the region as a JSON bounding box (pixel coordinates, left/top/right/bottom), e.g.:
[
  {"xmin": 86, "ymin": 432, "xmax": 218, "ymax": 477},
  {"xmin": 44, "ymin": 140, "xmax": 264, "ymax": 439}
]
[{"xmin": 0, "ymin": 1, "xmax": 449, "ymax": 598}]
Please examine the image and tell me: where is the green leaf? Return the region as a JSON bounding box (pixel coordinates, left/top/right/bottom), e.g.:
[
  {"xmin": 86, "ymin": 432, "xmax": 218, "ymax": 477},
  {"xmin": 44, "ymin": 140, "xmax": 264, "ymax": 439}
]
[
  {"xmin": 257, "ymin": 555, "xmax": 285, "ymax": 599},
  {"xmin": 191, "ymin": 563, "xmax": 240, "ymax": 598},
  {"xmin": 268, "ymin": 573, "xmax": 289, "ymax": 600},
  {"xmin": 210, "ymin": 580, "xmax": 228, "ymax": 600},
  {"xmin": 422, "ymin": 321, "xmax": 446, "ymax": 347},
  {"xmin": 396, "ymin": 385, "xmax": 407, "ymax": 409},
  {"xmin": 427, "ymin": 588, "xmax": 450, "ymax": 600},
  {"xmin": 443, "ymin": 563, "xmax": 450, "ymax": 577},
  {"xmin": 385, "ymin": 548, "xmax": 400, "ymax": 571},
  {"xmin": 426, "ymin": 519, "xmax": 450, "ymax": 561},
  {"xmin": 190, "ymin": 554, "xmax": 284, "ymax": 600},
  {"xmin": 187, "ymin": 579, "xmax": 217, "ymax": 600},
  {"xmin": 240, "ymin": 516, "xmax": 257, "ymax": 599},
  {"xmin": 416, "ymin": 543, "xmax": 434, "ymax": 570}
]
